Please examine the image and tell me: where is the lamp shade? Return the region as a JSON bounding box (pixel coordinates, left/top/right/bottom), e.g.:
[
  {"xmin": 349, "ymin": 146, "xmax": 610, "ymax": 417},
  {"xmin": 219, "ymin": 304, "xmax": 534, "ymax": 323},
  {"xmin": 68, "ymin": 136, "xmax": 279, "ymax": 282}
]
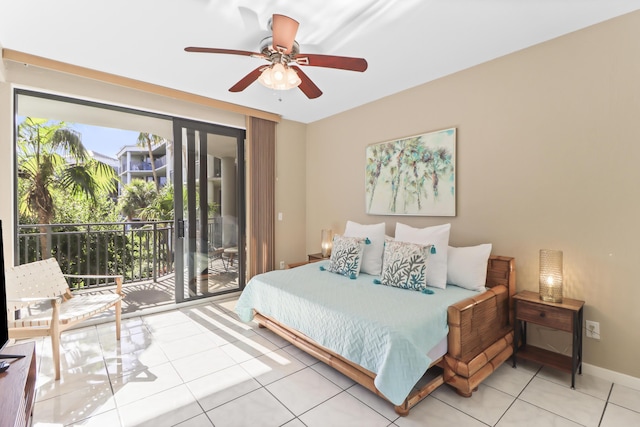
[
  {"xmin": 539, "ymin": 249, "xmax": 563, "ymax": 303},
  {"xmin": 258, "ymin": 63, "xmax": 301, "ymax": 91},
  {"xmin": 321, "ymin": 229, "xmax": 333, "ymax": 258}
]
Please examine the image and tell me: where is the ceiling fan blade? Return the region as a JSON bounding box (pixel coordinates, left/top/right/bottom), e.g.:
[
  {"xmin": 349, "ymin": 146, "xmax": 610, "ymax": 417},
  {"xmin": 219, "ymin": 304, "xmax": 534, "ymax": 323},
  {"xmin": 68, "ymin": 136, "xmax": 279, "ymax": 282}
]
[
  {"xmin": 229, "ymin": 67, "xmax": 264, "ymax": 92},
  {"xmin": 295, "ymin": 53, "xmax": 368, "ymax": 72},
  {"xmin": 272, "ymin": 14, "xmax": 299, "ymax": 54},
  {"xmin": 185, "ymin": 47, "xmax": 264, "ymax": 58},
  {"xmin": 290, "ymin": 66, "xmax": 322, "ymax": 99}
]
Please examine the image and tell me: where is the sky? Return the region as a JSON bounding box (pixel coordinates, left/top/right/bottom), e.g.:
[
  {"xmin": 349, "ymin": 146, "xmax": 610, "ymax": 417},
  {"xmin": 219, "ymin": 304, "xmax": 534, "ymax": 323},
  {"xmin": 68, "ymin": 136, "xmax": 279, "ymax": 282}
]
[
  {"xmin": 71, "ymin": 124, "xmax": 140, "ymax": 159},
  {"xmin": 17, "ymin": 116, "xmax": 140, "ymax": 159}
]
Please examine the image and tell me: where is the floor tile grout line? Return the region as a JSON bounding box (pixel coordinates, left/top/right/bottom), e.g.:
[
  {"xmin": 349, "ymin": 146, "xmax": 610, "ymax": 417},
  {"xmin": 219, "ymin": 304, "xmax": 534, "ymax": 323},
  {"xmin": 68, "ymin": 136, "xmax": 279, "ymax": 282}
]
[
  {"xmin": 597, "ymin": 383, "xmax": 615, "ymax": 427},
  {"xmin": 98, "ymin": 322, "xmax": 125, "ymax": 427},
  {"xmin": 535, "ymin": 366, "xmax": 613, "ymax": 402},
  {"xmin": 430, "ymin": 391, "xmax": 494, "ymax": 426},
  {"xmin": 180, "ymin": 374, "xmax": 216, "ymax": 427},
  {"xmin": 260, "ymin": 382, "xmax": 307, "ymax": 425},
  {"xmin": 520, "ymin": 369, "xmax": 608, "ymax": 427},
  {"xmin": 490, "ymin": 364, "xmax": 541, "ymax": 426}
]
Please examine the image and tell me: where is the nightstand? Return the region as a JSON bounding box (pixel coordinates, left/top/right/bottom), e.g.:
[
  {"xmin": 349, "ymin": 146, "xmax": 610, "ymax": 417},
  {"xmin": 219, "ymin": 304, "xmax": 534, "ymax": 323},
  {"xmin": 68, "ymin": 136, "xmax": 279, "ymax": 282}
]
[
  {"xmin": 285, "ymin": 253, "xmax": 329, "ymax": 269},
  {"xmin": 308, "ymin": 253, "xmax": 329, "ymax": 262},
  {"xmin": 512, "ymin": 290, "xmax": 585, "ymax": 388}
]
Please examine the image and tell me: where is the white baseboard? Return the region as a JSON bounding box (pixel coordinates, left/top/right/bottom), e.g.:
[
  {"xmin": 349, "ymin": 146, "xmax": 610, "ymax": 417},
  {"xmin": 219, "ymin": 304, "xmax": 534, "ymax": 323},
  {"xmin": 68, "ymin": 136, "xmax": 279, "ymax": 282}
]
[{"xmin": 583, "ymin": 363, "xmax": 640, "ymax": 391}]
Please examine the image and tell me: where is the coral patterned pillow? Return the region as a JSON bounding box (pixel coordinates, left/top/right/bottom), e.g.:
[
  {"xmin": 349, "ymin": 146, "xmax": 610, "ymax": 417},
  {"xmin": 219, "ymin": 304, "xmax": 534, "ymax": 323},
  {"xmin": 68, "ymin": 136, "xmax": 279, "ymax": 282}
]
[
  {"xmin": 326, "ymin": 235, "xmax": 365, "ymax": 279},
  {"xmin": 380, "ymin": 240, "xmax": 433, "ymax": 291},
  {"xmin": 394, "ymin": 222, "xmax": 450, "ymax": 289}
]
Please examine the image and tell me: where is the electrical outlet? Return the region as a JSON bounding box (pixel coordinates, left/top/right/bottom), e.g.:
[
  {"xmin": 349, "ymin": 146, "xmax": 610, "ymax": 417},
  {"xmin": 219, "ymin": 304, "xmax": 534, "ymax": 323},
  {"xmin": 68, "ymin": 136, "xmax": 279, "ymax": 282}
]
[
  {"xmin": 279, "ymin": 261, "xmax": 285, "ymax": 269},
  {"xmin": 586, "ymin": 320, "xmax": 600, "ymax": 340}
]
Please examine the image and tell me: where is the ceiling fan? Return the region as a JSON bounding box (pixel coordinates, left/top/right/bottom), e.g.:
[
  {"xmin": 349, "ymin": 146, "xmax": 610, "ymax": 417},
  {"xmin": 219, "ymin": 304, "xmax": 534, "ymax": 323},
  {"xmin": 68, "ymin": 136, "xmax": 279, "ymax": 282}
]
[{"xmin": 184, "ymin": 14, "xmax": 368, "ymax": 99}]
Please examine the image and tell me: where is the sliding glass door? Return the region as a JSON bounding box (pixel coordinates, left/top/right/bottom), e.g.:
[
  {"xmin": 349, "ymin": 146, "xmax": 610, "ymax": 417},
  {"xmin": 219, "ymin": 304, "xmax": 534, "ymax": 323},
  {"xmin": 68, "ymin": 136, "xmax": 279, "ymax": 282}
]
[{"xmin": 173, "ymin": 118, "xmax": 245, "ymax": 302}]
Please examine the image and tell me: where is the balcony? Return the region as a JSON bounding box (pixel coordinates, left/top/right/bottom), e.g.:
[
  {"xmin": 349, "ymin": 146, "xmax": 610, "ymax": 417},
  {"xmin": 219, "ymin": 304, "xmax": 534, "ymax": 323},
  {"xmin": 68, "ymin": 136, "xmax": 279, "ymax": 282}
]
[{"xmin": 17, "ymin": 220, "xmax": 238, "ymax": 314}]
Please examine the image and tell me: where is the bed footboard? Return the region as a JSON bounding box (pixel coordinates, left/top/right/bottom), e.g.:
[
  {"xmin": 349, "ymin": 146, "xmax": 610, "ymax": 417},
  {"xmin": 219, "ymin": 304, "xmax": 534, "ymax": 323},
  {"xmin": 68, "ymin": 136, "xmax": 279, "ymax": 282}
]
[{"xmin": 444, "ymin": 256, "xmax": 516, "ymax": 396}]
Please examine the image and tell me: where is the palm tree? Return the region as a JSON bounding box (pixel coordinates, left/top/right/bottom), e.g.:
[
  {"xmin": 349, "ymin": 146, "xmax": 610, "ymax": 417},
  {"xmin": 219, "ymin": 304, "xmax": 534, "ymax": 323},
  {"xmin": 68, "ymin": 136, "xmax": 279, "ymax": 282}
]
[
  {"xmin": 139, "ymin": 184, "xmax": 174, "ymax": 221},
  {"xmin": 426, "ymin": 147, "xmax": 454, "ymax": 199},
  {"xmin": 117, "ymin": 179, "xmax": 157, "ymax": 221},
  {"xmin": 365, "ymin": 141, "xmax": 395, "ymax": 212},
  {"xmin": 137, "ymin": 133, "xmax": 167, "ymax": 192},
  {"xmin": 17, "ymin": 118, "xmax": 117, "ymax": 258}
]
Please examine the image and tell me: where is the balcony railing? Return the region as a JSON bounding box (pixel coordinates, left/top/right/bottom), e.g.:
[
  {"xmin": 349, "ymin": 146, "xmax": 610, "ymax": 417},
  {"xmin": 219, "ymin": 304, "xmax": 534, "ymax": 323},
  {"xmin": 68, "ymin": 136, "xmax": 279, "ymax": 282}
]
[
  {"xmin": 129, "ymin": 161, "xmax": 152, "ymax": 171},
  {"xmin": 17, "ymin": 221, "xmax": 175, "ymax": 289},
  {"xmin": 125, "ymin": 156, "xmax": 166, "ymax": 172},
  {"xmin": 154, "ymin": 156, "xmax": 167, "ymax": 168}
]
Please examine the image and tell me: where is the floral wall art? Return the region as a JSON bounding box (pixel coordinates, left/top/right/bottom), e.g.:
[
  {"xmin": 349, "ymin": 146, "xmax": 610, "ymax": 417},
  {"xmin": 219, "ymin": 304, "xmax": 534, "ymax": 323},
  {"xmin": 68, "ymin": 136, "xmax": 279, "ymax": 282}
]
[{"xmin": 365, "ymin": 128, "xmax": 456, "ymax": 216}]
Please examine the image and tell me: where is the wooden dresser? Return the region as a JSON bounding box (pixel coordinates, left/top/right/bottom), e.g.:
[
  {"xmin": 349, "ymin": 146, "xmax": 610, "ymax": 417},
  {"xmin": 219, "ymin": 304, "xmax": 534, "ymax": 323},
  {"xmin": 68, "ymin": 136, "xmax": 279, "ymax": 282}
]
[{"xmin": 0, "ymin": 342, "xmax": 37, "ymax": 427}]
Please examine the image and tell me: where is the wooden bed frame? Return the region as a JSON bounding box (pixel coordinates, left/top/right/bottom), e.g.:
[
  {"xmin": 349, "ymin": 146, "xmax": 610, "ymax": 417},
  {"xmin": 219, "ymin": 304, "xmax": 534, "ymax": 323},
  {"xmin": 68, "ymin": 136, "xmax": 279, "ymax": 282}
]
[{"xmin": 254, "ymin": 255, "xmax": 516, "ymax": 416}]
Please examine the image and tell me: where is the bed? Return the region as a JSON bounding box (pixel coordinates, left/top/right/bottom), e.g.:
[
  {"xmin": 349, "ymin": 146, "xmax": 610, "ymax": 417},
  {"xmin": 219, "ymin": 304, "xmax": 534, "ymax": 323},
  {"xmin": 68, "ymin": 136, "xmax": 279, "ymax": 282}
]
[{"xmin": 235, "ymin": 254, "xmax": 515, "ymax": 416}]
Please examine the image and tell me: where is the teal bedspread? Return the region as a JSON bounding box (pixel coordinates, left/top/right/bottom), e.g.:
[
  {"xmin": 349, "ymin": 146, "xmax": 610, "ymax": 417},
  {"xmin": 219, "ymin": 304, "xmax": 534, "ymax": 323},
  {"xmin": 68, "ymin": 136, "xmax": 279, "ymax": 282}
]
[{"xmin": 235, "ymin": 261, "xmax": 477, "ymax": 405}]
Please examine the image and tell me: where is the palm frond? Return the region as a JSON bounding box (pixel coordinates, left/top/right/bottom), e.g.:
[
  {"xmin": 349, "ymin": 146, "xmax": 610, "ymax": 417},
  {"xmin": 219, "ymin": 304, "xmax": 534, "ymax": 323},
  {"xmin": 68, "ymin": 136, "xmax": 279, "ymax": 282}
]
[{"xmin": 51, "ymin": 127, "xmax": 89, "ymax": 161}]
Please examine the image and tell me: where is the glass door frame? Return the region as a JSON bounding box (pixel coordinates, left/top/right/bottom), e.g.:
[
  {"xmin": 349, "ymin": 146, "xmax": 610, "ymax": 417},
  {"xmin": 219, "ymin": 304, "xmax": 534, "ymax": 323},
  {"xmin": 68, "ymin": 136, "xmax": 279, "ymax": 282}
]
[{"xmin": 172, "ymin": 117, "xmax": 246, "ymax": 303}]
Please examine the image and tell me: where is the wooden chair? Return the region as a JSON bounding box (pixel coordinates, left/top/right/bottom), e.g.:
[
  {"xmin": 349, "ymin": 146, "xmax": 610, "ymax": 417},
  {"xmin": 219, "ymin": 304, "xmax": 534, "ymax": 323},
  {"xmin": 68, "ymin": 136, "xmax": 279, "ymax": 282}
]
[{"xmin": 5, "ymin": 258, "xmax": 123, "ymax": 380}]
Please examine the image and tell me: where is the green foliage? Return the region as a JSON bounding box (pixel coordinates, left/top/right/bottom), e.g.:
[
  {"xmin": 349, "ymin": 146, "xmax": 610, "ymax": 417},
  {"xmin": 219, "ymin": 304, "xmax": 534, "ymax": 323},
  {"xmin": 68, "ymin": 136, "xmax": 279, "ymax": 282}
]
[
  {"xmin": 140, "ymin": 183, "xmax": 174, "ymax": 220},
  {"xmin": 208, "ymin": 202, "xmax": 220, "ymax": 217},
  {"xmin": 117, "ymin": 179, "xmax": 157, "ymax": 220},
  {"xmin": 51, "ymin": 188, "xmax": 119, "ymax": 224},
  {"xmin": 17, "ymin": 118, "xmax": 118, "ymax": 224}
]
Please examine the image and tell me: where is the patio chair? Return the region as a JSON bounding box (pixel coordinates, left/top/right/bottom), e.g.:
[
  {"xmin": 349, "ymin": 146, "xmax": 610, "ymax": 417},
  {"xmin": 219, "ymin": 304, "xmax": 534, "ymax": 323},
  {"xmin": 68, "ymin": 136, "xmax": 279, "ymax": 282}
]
[
  {"xmin": 209, "ymin": 246, "xmax": 229, "ymax": 271},
  {"xmin": 5, "ymin": 258, "xmax": 123, "ymax": 380}
]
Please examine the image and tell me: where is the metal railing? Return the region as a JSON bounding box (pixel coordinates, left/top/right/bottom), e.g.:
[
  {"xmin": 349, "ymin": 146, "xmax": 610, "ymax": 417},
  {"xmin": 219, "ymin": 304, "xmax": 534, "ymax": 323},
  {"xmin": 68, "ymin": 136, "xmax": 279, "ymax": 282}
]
[
  {"xmin": 129, "ymin": 161, "xmax": 152, "ymax": 171},
  {"xmin": 17, "ymin": 221, "xmax": 175, "ymax": 289}
]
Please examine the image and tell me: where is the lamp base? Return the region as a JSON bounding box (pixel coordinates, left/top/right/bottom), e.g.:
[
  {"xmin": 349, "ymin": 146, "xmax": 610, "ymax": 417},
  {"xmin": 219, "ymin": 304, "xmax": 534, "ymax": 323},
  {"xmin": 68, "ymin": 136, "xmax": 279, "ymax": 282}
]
[{"xmin": 539, "ymin": 286, "xmax": 562, "ymax": 303}]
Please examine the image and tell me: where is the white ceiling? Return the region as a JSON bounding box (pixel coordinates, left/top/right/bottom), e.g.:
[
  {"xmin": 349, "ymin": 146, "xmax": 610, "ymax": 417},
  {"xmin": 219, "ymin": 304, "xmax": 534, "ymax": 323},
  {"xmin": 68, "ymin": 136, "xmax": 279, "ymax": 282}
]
[{"xmin": 2, "ymin": 0, "xmax": 639, "ymax": 124}]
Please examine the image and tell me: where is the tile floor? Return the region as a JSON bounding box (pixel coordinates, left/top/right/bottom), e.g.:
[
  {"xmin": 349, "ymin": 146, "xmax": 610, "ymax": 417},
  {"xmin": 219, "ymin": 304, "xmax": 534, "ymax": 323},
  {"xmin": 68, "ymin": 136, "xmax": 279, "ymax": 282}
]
[{"xmin": 22, "ymin": 297, "xmax": 640, "ymax": 427}]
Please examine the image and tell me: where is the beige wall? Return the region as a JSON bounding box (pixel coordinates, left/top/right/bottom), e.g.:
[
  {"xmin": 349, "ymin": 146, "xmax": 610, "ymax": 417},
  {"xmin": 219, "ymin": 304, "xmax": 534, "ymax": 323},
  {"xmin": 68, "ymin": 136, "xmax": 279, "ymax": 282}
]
[
  {"xmin": 275, "ymin": 120, "xmax": 307, "ymax": 267},
  {"xmin": 306, "ymin": 11, "xmax": 640, "ymax": 378}
]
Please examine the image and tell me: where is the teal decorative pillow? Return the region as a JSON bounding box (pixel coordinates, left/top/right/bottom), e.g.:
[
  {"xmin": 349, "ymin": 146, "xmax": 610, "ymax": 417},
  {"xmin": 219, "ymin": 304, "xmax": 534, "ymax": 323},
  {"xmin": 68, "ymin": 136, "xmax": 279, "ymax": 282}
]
[
  {"xmin": 326, "ymin": 235, "xmax": 365, "ymax": 279},
  {"xmin": 380, "ymin": 240, "xmax": 432, "ymax": 291}
]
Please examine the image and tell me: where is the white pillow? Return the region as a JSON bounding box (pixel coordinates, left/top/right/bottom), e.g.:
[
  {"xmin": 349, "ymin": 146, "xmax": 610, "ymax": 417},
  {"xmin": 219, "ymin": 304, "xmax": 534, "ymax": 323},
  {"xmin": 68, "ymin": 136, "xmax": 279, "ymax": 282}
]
[
  {"xmin": 394, "ymin": 223, "xmax": 451, "ymax": 289},
  {"xmin": 447, "ymin": 244, "xmax": 492, "ymax": 291},
  {"xmin": 344, "ymin": 221, "xmax": 385, "ymax": 275}
]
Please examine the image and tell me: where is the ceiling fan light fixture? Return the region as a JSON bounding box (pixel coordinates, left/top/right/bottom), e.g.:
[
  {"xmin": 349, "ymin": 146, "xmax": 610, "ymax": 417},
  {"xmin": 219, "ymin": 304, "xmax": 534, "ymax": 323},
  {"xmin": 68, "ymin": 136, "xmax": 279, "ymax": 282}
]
[
  {"xmin": 286, "ymin": 67, "xmax": 301, "ymax": 86},
  {"xmin": 272, "ymin": 63, "xmax": 286, "ymax": 83},
  {"xmin": 258, "ymin": 67, "xmax": 274, "ymax": 86},
  {"xmin": 258, "ymin": 63, "xmax": 301, "ymax": 91}
]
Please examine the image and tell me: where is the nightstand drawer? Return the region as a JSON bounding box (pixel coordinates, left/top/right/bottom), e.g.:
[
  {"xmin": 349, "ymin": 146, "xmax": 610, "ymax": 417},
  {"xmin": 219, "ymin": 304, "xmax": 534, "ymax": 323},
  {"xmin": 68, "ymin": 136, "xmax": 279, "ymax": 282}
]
[{"xmin": 517, "ymin": 300, "xmax": 573, "ymax": 332}]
